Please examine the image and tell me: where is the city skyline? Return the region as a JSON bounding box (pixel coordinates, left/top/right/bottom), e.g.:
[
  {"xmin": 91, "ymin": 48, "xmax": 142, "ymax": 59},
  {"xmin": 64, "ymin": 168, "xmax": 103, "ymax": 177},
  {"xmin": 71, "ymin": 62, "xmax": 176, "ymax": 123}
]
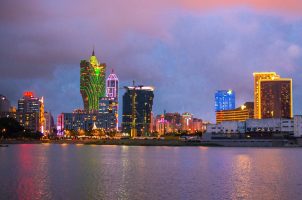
[
  {"xmin": 1, "ymin": 1, "xmax": 302, "ymax": 122},
  {"xmin": 0, "ymin": 69, "xmax": 297, "ymax": 124},
  {"xmin": 2, "ymin": 2, "xmax": 302, "ymax": 199}
]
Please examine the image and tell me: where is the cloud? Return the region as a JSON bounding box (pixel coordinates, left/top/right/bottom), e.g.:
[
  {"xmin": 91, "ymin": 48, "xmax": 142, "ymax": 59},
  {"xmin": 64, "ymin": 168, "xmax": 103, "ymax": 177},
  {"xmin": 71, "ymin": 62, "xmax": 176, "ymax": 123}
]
[{"xmin": 1, "ymin": 1, "xmax": 302, "ymax": 122}]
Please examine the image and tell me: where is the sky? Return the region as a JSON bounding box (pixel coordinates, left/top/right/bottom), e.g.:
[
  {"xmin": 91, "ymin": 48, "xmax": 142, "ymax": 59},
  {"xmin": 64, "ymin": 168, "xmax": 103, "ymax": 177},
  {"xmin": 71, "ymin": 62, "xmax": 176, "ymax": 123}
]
[{"xmin": 1, "ymin": 0, "xmax": 302, "ymax": 123}]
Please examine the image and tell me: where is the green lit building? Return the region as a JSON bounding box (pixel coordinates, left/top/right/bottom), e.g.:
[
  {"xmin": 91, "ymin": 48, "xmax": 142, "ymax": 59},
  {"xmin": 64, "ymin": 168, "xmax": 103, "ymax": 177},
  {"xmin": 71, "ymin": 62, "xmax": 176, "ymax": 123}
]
[{"xmin": 80, "ymin": 50, "xmax": 106, "ymax": 113}]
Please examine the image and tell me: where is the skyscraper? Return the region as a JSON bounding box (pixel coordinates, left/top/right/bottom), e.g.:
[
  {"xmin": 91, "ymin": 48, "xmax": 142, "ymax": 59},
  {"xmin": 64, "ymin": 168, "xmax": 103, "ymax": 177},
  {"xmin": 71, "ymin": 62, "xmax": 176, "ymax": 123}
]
[
  {"xmin": 0, "ymin": 94, "xmax": 10, "ymax": 112},
  {"xmin": 215, "ymin": 90, "xmax": 235, "ymax": 112},
  {"xmin": 122, "ymin": 86, "xmax": 154, "ymax": 136},
  {"xmin": 99, "ymin": 97, "xmax": 118, "ymax": 130},
  {"xmin": 260, "ymin": 78, "xmax": 292, "ymax": 119},
  {"xmin": 105, "ymin": 70, "xmax": 119, "ymax": 130},
  {"xmin": 17, "ymin": 91, "xmax": 45, "ymax": 133},
  {"xmin": 181, "ymin": 112, "xmax": 194, "ymax": 132},
  {"xmin": 80, "ymin": 49, "xmax": 106, "ymax": 112},
  {"xmin": 253, "ymin": 72, "xmax": 280, "ymax": 119},
  {"xmin": 18, "ymin": 91, "xmax": 40, "ymax": 113},
  {"xmin": 44, "ymin": 112, "xmax": 55, "ymax": 135},
  {"xmin": 106, "ymin": 69, "xmax": 119, "ymax": 99}
]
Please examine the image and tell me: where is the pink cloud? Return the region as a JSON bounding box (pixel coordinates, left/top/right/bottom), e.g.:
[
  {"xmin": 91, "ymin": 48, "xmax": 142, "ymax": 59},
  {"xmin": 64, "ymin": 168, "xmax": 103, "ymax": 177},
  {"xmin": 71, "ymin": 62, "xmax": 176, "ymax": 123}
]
[{"xmin": 179, "ymin": 0, "xmax": 302, "ymax": 13}]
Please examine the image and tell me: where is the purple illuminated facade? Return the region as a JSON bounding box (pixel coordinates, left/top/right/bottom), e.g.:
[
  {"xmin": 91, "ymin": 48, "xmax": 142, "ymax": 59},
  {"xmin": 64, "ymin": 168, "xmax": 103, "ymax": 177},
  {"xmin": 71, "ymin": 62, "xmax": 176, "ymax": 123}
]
[
  {"xmin": 106, "ymin": 69, "xmax": 119, "ymax": 130},
  {"xmin": 106, "ymin": 69, "xmax": 119, "ymax": 99}
]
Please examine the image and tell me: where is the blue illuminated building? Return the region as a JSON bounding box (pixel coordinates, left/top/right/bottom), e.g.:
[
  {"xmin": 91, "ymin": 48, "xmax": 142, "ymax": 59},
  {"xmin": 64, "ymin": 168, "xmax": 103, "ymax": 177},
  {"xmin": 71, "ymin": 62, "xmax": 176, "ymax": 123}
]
[{"xmin": 215, "ymin": 90, "xmax": 235, "ymax": 111}]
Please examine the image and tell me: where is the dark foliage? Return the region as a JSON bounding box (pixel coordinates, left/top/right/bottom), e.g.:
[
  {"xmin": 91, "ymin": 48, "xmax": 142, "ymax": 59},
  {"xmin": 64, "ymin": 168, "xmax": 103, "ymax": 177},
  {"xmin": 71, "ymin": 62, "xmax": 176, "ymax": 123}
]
[{"xmin": 0, "ymin": 117, "xmax": 43, "ymax": 139}]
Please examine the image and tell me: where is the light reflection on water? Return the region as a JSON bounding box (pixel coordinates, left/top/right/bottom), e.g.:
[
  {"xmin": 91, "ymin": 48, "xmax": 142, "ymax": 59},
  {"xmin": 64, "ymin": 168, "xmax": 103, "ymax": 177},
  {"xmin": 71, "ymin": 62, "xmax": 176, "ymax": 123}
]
[{"xmin": 1, "ymin": 145, "xmax": 302, "ymax": 200}]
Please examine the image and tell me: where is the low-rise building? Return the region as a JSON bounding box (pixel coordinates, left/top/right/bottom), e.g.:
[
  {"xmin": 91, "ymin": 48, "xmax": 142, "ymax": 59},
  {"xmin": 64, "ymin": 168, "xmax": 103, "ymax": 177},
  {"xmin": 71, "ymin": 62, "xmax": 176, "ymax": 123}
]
[
  {"xmin": 216, "ymin": 102, "xmax": 254, "ymax": 123},
  {"xmin": 57, "ymin": 111, "xmax": 116, "ymax": 135},
  {"xmin": 294, "ymin": 115, "xmax": 302, "ymax": 137},
  {"xmin": 205, "ymin": 117, "xmax": 300, "ymax": 140}
]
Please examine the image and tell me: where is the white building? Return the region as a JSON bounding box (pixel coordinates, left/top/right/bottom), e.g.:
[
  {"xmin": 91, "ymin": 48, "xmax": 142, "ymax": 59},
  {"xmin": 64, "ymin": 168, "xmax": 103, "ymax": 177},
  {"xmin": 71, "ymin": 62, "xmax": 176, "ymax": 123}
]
[
  {"xmin": 205, "ymin": 117, "xmax": 302, "ymax": 139},
  {"xmin": 207, "ymin": 121, "xmax": 245, "ymax": 134},
  {"xmin": 245, "ymin": 118, "xmax": 294, "ymax": 133},
  {"xmin": 294, "ymin": 115, "xmax": 302, "ymax": 137},
  {"xmin": 206, "ymin": 121, "xmax": 245, "ymax": 139}
]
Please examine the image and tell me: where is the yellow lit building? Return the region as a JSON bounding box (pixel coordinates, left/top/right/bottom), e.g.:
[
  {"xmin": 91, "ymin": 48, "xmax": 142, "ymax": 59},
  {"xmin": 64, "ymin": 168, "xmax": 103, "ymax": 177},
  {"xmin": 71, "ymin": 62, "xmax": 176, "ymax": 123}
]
[
  {"xmin": 39, "ymin": 97, "xmax": 45, "ymax": 134},
  {"xmin": 216, "ymin": 102, "xmax": 254, "ymax": 123},
  {"xmin": 260, "ymin": 78, "xmax": 293, "ymax": 119},
  {"xmin": 253, "ymin": 72, "xmax": 293, "ymax": 119},
  {"xmin": 253, "ymin": 72, "xmax": 280, "ymax": 119}
]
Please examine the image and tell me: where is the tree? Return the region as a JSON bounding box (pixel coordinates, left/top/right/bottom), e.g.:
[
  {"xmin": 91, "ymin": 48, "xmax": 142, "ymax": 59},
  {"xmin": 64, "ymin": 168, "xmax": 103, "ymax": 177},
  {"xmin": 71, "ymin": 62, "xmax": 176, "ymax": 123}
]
[{"xmin": 0, "ymin": 117, "xmax": 24, "ymax": 138}]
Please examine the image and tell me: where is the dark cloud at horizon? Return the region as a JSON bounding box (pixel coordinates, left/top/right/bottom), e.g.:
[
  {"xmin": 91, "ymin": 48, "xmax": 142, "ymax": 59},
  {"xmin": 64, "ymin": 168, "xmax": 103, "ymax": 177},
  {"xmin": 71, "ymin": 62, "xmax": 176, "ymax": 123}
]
[{"xmin": 1, "ymin": 0, "xmax": 302, "ymax": 122}]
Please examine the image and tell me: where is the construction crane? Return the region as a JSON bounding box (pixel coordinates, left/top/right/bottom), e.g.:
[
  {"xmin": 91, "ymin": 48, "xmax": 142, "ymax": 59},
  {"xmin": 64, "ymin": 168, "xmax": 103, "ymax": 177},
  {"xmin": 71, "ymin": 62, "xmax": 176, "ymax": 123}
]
[{"xmin": 123, "ymin": 81, "xmax": 143, "ymax": 138}]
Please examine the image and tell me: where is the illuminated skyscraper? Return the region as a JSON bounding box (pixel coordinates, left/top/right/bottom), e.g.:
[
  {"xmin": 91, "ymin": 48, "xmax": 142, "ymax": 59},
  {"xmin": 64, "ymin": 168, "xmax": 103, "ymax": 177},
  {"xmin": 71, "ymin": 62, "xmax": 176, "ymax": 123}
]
[
  {"xmin": 17, "ymin": 91, "xmax": 45, "ymax": 133},
  {"xmin": 106, "ymin": 69, "xmax": 119, "ymax": 99},
  {"xmin": 215, "ymin": 90, "xmax": 235, "ymax": 111},
  {"xmin": 105, "ymin": 70, "xmax": 119, "ymax": 130},
  {"xmin": 253, "ymin": 72, "xmax": 280, "ymax": 119},
  {"xmin": 122, "ymin": 86, "xmax": 154, "ymax": 136},
  {"xmin": 80, "ymin": 49, "xmax": 106, "ymax": 112},
  {"xmin": 260, "ymin": 79, "xmax": 292, "ymax": 119}
]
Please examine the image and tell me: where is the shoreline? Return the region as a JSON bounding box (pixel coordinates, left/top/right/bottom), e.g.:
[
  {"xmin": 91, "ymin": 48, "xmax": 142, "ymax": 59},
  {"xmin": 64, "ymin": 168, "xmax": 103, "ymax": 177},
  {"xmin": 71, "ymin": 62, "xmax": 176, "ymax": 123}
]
[
  {"xmin": 1, "ymin": 139, "xmax": 301, "ymax": 147},
  {"xmin": 1, "ymin": 139, "xmax": 221, "ymax": 147}
]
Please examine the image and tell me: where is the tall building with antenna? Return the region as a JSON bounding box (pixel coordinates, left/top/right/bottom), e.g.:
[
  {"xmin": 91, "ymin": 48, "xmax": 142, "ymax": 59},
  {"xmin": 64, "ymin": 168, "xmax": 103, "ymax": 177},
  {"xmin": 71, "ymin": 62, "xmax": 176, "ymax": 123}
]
[{"xmin": 80, "ymin": 49, "xmax": 106, "ymax": 113}]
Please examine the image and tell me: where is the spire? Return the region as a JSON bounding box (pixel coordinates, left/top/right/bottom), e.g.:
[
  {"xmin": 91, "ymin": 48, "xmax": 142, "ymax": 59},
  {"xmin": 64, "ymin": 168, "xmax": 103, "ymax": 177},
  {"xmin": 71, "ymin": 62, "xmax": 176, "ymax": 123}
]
[
  {"xmin": 92, "ymin": 46, "xmax": 95, "ymax": 56},
  {"xmin": 111, "ymin": 68, "xmax": 114, "ymax": 74}
]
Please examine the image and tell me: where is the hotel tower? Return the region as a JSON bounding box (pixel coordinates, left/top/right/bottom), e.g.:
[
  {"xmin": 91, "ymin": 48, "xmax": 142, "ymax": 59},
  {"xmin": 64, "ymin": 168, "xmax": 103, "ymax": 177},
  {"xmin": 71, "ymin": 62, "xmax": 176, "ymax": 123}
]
[
  {"xmin": 80, "ymin": 49, "xmax": 106, "ymax": 112},
  {"xmin": 253, "ymin": 72, "xmax": 292, "ymax": 119}
]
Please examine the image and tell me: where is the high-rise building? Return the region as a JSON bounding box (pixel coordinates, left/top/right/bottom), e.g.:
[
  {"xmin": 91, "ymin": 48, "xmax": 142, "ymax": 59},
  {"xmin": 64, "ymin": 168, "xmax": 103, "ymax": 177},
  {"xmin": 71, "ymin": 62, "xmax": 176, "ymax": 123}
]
[
  {"xmin": 260, "ymin": 79, "xmax": 292, "ymax": 119},
  {"xmin": 44, "ymin": 112, "xmax": 55, "ymax": 135},
  {"xmin": 0, "ymin": 94, "xmax": 10, "ymax": 112},
  {"xmin": 80, "ymin": 49, "xmax": 106, "ymax": 112},
  {"xmin": 17, "ymin": 91, "xmax": 45, "ymax": 133},
  {"xmin": 253, "ymin": 72, "xmax": 293, "ymax": 119},
  {"xmin": 18, "ymin": 91, "xmax": 40, "ymax": 113},
  {"xmin": 215, "ymin": 90, "xmax": 235, "ymax": 112},
  {"xmin": 122, "ymin": 86, "xmax": 154, "ymax": 136},
  {"xmin": 106, "ymin": 69, "xmax": 119, "ymax": 99},
  {"xmin": 155, "ymin": 112, "xmax": 183, "ymax": 134},
  {"xmin": 165, "ymin": 112, "xmax": 182, "ymax": 132},
  {"xmin": 253, "ymin": 72, "xmax": 280, "ymax": 119},
  {"xmin": 105, "ymin": 70, "xmax": 119, "ymax": 130},
  {"xmin": 216, "ymin": 102, "xmax": 254, "ymax": 123},
  {"xmin": 181, "ymin": 112, "xmax": 194, "ymax": 133},
  {"xmin": 155, "ymin": 114, "xmax": 168, "ymax": 135},
  {"xmin": 99, "ymin": 97, "xmax": 118, "ymax": 130}
]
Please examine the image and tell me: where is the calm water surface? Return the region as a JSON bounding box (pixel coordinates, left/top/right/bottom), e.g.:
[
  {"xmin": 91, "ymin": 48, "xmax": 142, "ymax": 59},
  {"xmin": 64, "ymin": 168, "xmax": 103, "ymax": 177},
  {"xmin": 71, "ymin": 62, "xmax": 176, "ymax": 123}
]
[{"xmin": 1, "ymin": 144, "xmax": 302, "ymax": 200}]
